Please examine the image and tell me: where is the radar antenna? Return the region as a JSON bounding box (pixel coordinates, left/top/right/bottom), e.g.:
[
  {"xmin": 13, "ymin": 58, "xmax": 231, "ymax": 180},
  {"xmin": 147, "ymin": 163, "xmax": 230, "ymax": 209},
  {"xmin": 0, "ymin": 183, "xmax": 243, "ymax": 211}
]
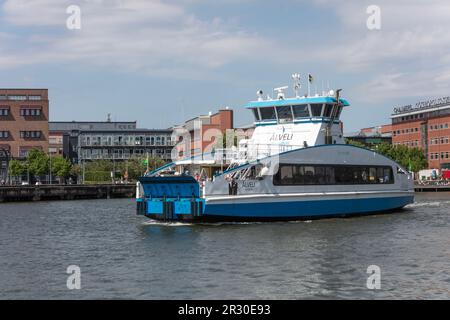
[{"xmin": 274, "ymin": 86, "xmax": 288, "ymax": 100}]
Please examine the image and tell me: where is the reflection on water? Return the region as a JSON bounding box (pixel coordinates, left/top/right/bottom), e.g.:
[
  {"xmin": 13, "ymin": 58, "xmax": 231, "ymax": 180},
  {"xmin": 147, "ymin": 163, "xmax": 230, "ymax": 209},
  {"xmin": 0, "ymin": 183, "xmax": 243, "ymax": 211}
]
[{"xmin": 0, "ymin": 194, "xmax": 449, "ymax": 299}]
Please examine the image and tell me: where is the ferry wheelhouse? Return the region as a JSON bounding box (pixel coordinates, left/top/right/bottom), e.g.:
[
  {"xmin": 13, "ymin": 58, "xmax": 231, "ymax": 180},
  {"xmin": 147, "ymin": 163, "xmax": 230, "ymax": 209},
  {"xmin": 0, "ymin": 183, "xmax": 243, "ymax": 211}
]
[{"xmin": 136, "ymin": 75, "xmax": 414, "ymax": 221}]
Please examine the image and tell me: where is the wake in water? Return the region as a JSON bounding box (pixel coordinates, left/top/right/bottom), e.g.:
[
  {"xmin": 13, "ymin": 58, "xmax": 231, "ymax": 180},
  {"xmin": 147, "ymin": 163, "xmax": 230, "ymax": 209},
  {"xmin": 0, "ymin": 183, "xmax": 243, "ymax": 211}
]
[
  {"xmin": 141, "ymin": 219, "xmax": 313, "ymax": 227},
  {"xmin": 406, "ymin": 200, "xmax": 450, "ymax": 208},
  {"xmin": 141, "ymin": 220, "xmax": 193, "ymax": 227}
]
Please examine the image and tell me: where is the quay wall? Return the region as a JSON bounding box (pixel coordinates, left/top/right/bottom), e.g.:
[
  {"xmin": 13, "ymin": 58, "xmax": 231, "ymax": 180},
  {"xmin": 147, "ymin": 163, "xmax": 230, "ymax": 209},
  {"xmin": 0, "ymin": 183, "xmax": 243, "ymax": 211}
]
[
  {"xmin": 0, "ymin": 184, "xmax": 447, "ymax": 202},
  {"xmin": 414, "ymin": 185, "xmax": 450, "ymax": 192},
  {"xmin": 0, "ymin": 184, "xmax": 136, "ymax": 202}
]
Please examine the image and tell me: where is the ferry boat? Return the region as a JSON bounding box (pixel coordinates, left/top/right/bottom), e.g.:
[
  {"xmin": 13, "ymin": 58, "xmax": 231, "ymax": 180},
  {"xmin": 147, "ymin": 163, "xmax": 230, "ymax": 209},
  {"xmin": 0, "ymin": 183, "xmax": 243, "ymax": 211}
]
[{"xmin": 136, "ymin": 74, "xmax": 414, "ymax": 222}]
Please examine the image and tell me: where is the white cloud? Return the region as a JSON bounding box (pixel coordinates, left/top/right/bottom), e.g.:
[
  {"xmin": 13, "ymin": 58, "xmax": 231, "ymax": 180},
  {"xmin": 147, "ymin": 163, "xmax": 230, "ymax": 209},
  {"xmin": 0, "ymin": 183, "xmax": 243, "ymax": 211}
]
[
  {"xmin": 303, "ymin": 0, "xmax": 450, "ymax": 101},
  {"xmin": 1, "ymin": 0, "xmax": 450, "ymax": 103},
  {"xmin": 0, "ymin": 0, "xmax": 272, "ymax": 76}
]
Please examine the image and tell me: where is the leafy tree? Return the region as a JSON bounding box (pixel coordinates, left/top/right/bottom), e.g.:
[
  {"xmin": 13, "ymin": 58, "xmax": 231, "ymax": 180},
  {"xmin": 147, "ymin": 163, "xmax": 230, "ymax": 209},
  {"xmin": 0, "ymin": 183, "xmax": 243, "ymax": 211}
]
[
  {"xmin": 374, "ymin": 143, "xmax": 427, "ymax": 172},
  {"xmin": 70, "ymin": 164, "xmax": 81, "ymax": 177},
  {"xmin": 347, "ymin": 141, "xmax": 427, "ymax": 173},
  {"xmin": 8, "ymin": 159, "xmax": 26, "ymax": 177},
  {"xmin": 120, "ymin": 157, "xmax": 165, "ymax": 180},
  {"xmin": 345, "ymin": 138, "xmax": 367, "ymax": 149},
  {"xmin": 26, "ymin": 149, "xmax": 49, "ymax": 177},
  {"xmin": 50, "ymin": 156, "xmax": 72, "ymax": 181}
]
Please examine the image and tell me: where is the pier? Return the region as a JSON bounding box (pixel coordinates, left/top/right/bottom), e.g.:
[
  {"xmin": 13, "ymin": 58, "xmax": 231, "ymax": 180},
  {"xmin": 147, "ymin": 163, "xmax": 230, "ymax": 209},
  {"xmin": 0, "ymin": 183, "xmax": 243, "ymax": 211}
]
[
  {"xmin": 0, "ymin": 184, "xmax": 135, "ymax": 202},
  {"xmin": 414, "ymin": 185, "xmax": 450, "ymax": 192}
]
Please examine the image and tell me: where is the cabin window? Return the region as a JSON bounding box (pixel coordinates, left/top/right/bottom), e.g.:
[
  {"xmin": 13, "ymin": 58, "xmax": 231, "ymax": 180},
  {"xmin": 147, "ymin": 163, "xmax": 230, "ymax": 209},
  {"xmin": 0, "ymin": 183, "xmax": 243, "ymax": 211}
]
[
  {"xmin": 259, "ymin": 107, "xmax": 276, "ymax": 120},
  {"xmin": 292, "ymin": 105, "xmax": 310, "ymax": 118},
  {"xmin": 335, "ymin": 105, "xmax": 343, "ymax": 119},
  {"xmin": 322, "ymin": 104, "xmax": 333, "ymax": 118},
  {"xmin": 310, "ymin": 104, "xmax": 323, "ymax": 117},
  {"xmin": 252, "ymin": 108, "xmax": 260, "ymax": 121},
  {"xmin": 276, "ymin": 106, "xmax": 293, "ymax": 122},
  {"xmin": 273, "ymin": 164, "xmax": 394, "ymax": 185}
]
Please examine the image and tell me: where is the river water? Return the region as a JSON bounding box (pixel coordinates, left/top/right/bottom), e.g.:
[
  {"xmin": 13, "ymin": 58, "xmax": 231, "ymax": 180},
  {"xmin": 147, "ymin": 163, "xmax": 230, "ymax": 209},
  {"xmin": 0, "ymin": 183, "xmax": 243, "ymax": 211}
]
[{"xmin": 0, "ymin": 193, "xmax": 449, "ymax": 299}]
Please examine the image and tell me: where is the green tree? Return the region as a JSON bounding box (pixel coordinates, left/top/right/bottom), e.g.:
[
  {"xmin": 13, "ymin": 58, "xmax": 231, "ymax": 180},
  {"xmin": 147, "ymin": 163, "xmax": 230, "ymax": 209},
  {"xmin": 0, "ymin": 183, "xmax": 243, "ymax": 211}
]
[
  {"xmin": 375, "ymin": 143, "xmax": 427, "ymax": 172},
  {"xmin": 26, "ymin": 149, "xmax": 49, "ymax": 177},
  {"xmin": 345, "ymin": 138, "xmax": 367, "ymax": 149},
  {"xmin": 8, "ymin": 159, "xmax": 26, "ymax": 177},
  {"xmin": 51, "ymin": 156, "xmax": 72, "ymax": 182},
  {"xmin": 122, "ymin": 157, "xmax": 165, "ymax": 180},
  {"xmin": 70, "ymin": 164, "xmax": 81, "ymax": 177}
]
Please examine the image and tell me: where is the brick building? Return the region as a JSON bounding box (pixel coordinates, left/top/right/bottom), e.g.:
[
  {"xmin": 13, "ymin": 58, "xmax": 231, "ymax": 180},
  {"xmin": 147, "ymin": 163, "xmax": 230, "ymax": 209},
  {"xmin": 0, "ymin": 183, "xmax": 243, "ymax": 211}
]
[
  {"xmin": 0, "ymin": 89, "xmax": 49, "ymax": 159},
  {"xmin": 173, "ymin": 108, "xmax": 234, "ymax": 158},
  {"xmin": 391, "ymin": 97, "xmax": 450, "ymax": 169}
]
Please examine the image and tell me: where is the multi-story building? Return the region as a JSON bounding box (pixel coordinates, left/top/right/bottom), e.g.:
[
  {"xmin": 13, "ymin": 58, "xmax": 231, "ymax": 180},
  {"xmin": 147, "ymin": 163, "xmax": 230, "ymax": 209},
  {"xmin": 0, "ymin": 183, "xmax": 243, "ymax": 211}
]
[
  {"xmin": 345, "ymin": 124, "xmax": 392, "ymax": 147},
  {"xmin": 0, "ymin": 89, "xmax": 49, "ymax": 180},
  {"xmin": 391, "ymin": 96, "xmax": 450, "ymax": 169},
  {"xmin": 77, "ymin": 129, "xmax": 173, "ymax": 162},
  {"xmin": 49, "ymin": 121, "xmax": 173, "ymax": 163},
  {"xmin": 172, "ymin": 108, "xmax": 234, "ymax": 159},
  {"xmin": 0, "ymin": 89, "xmax": 49, "ymax": 158}
]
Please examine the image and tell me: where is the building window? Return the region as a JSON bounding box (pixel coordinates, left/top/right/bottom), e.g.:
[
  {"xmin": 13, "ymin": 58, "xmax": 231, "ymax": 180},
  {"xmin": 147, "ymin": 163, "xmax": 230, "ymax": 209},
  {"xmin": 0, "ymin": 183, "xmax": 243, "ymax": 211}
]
[
  {"xmin": 28, "ymin": 95, "xmax": 42, "ymax": 101},
  {"xmin": 0, "ymin": 107, "xmax": 9, "ymax": 116},
  {"xmin": 20, "ymin": 131, "xmax": 42, "ymax": 139},
  {"xmin": 0, "ymin": 95, "xmax": 6, "ymax": 100},
  {"xmin": 0, "ymin": 131, "xmax": 9, "ymax": 139},
  {"xmin": 8, "ymin": 95, "xmax": 27, "ymax": 101},
  {"xmin": 20, "ymin": 108, "xmax": 42, "ymax": 117}
]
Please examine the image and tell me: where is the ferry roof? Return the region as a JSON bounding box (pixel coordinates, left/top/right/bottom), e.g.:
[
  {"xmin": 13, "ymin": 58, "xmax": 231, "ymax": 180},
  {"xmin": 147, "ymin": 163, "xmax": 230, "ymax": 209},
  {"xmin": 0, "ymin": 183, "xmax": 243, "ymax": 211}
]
[{"xmin": 245, "ymin": 96, "xmax": 350, "ymax": 109}]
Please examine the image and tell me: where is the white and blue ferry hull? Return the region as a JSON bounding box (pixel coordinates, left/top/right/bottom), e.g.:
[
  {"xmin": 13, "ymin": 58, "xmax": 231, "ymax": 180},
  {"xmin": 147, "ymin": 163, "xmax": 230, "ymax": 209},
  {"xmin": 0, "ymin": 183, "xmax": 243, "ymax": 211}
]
[{"xmin": 202, "ymin": 191, "xmax": 413, "ymax": 221}]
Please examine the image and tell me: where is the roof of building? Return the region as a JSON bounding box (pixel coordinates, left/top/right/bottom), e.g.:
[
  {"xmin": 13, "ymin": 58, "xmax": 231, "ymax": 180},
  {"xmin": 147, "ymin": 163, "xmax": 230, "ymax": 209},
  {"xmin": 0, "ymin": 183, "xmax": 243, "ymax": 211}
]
[
  {"xmin": 49, "ymin": 121, "xmax": 137, "ymax": 132},
  {"xmin": 77, "ymin": 128, "xmax": 172, "ymax": 134}
]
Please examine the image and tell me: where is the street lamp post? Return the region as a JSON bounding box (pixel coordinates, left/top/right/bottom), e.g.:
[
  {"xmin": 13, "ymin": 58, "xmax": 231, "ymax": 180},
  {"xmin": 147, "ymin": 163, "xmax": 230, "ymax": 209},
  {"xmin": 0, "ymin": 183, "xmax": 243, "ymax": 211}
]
[{"xmin": 49, "ymin": 151, "xmax": 52, "ymax": 185}]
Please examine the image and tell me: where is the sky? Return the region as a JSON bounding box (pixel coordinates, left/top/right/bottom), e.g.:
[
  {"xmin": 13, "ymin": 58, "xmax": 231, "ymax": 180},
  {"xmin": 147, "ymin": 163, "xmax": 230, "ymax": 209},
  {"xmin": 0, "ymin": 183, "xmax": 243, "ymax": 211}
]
[{"xmin": 1, "ymin": 0, "xmax": 450, "ymax": 132}]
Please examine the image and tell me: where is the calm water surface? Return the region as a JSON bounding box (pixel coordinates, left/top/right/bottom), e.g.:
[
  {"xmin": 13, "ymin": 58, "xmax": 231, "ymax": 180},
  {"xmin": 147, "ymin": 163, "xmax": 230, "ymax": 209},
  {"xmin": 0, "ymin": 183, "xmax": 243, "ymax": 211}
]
[{"xmin": 0, "ymin": 193, "xmax": 449, "ymax": 299}]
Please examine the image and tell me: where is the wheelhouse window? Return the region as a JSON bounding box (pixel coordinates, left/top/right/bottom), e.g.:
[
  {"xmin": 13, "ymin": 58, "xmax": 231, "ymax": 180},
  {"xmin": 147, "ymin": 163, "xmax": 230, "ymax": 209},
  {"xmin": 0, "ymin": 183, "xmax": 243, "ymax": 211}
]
[
  {"xmin": 335, "ymin": 105, "xmax": 343, "ymax": 119},
  {"xmin": 310, "ymin": 104, "xmax": 323, "ymax": 117},
  {"xmin": 292, "ymin": 104, "xmax": 310, "ymax": 118},
  {"xmin": 259, "ymin": 107, "xmax": 276, "ymax": 121},
  {"xmin": 276, "ymin": 106, "xmax": 293, "ymax": 123},
  {"xmin": 273, "ymin": 164, "xmax": 394, "ymax": 185},
  {"xmin": 251, "ymin": 108, "xmax": 260, "ymax": 121},
  {"xmin": 322, "ymin": 104, "xmax": 333, "ymax": 118}
]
